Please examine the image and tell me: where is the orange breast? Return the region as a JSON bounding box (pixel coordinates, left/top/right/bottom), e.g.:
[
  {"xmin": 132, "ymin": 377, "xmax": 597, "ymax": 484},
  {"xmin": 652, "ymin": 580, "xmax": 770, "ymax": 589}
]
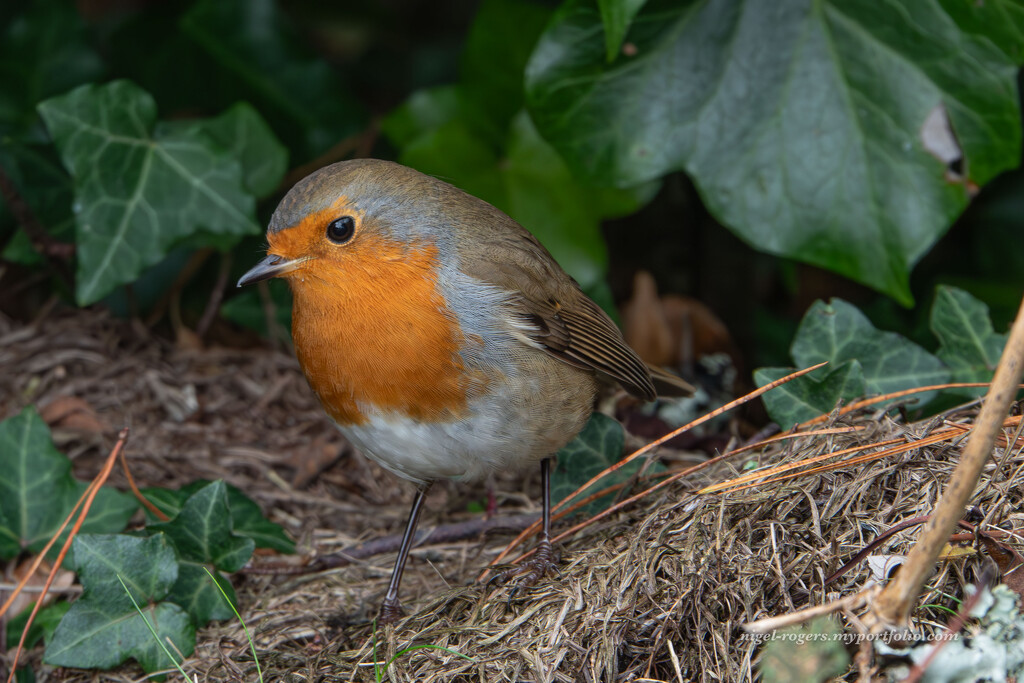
[{"xmin": 278, "ymin": 231, "xmax": 471, "ymax": 426}]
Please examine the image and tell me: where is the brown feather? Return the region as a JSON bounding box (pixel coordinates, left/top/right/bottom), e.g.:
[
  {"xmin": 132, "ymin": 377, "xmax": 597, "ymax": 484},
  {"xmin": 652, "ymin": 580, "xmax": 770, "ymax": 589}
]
[{"xmin": 450, "ymin": 195, "xmax": 656, "ymax": 401}]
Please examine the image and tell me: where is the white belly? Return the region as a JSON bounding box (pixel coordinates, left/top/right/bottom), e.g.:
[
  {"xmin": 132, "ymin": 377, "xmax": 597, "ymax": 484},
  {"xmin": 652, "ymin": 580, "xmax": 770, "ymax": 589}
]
[{"xmin": 338, "ymin": 362, "xmax": 598, "ymax": 484}]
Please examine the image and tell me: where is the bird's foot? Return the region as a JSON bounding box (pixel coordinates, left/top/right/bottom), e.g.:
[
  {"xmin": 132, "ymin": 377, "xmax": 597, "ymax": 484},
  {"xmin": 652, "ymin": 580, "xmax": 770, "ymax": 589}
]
[
  {"xmin": 491, "ymin": 537, "xmax": 558, "ymax": 591},
  {"xmin": 378, "ymin": 596, "xmax": 405, "ymax": 625}
]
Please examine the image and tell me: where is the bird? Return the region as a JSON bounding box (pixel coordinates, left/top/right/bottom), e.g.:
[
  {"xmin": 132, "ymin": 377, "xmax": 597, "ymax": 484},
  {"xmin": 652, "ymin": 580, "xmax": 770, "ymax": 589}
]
[{"xmin": 237, "ymin": 159, "xmax": 691, "ymax": 623}]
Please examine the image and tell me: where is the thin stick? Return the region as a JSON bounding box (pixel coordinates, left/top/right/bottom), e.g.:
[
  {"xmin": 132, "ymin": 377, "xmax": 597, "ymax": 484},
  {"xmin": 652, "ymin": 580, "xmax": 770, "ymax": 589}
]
[
  {"xmin": 868, "ymin": 296, "xmax": 1024, "ymax": 630},
  {"xmin": 5, "ymin": 429, "xmax": 129, "ymax": 683}
]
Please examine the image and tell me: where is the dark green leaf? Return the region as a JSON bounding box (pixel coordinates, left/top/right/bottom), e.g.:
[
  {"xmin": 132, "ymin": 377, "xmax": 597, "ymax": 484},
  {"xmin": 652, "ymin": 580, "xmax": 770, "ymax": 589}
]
[
  {"xmin": 167, "ymin": 103, "xmax": 288, "ymax": 198},
  {"xmin": 461, "ymin": 0, "xmax": 553, "ymax": 132},
  {"xmin": 0, "ymin": 0, "xmax": 104, "ymax": 140},
  {"xmin": 551, "ymin": 412, "xmax": 658, "ymax": 514},
  {"xmin": 222, "ymin": 483, "xmax": 296, "ymax": 554},
  {"xmin": 791, "ymin": 299, "xmax": 950, "ymax": 407},
  {"xmin": 142, "ymin": 480, "xmax": 294, "ymax": 553},
  {"xmin": 597, "ymin": 0, "xmax": 649, "ymax": 61},
  {"xmin": 164, "ymin": 563, "xmax": 237, "ymax": 625},
  {"xmin": 526, "ymin": 0, "xmax": 1024, "ymax": 303},
  {"xmin": 0, "ymin": 407, "xmax": 74, "ymax": 559},
  {"xmin": 148, "ymin": 481, "xmax": 255, "ymax": 572},
  {"xmin": 0, "ymin": 408, "xmax": 134, "ymax": 560},
  {"xmin": 38, "ymin": 80, "xmax": 260, "ymax": 305},
  {"xmin": 45, "ymin": 533, "xmax": 194, "ymax": 674},
  {"xmin": 931, "ymin": 286, "xmax": 1008, "ymax": 397},
  {"xmin": 754, "ymin": 361, "xmax": 867, "ymax": 428},
  {"xmin": 180, "ymin": 0, "xmax": 366, "ymax": 161}
]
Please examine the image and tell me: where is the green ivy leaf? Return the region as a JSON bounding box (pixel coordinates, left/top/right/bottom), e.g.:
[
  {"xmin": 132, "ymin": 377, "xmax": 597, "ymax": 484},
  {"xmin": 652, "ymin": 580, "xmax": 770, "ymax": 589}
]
[
  {"xmin": 931, "ymin": 286, "xmax": 1008, "ymax": 397},
  {"xmin": 755, "ymin": 298, "xmax": 952, "ymax": 425},
  {"xmin": 143, "ymin": 480, "xmax": 294, "ymax": 554},
  {"xmin": 526, "ymin": 0, "xmax": 1024, "ymax": 304},
  {"xmin": 596, "ymin": 0, "xmax": 649, "ymax": 62},
  {"xmin": 166, "ymin": 102, "xmax": 288, "ymax": 198},
  {"xmin": 0, "ymin": 407, "xmax": 136, "ymax": 560},
  {"xmin": 180, "ymin": 0, "xmax": 366, "ymax": 161},
  {"xmin": 551, "ymin": 412, "xmax": 658, "ymax": 514},
  {"xmin": 754, "ymin": 361, "xmax": 867, "ymax": 428},
  {"xmin": 45, "ymin": 533, "xmax": 195, "ymax": 674},
  {"xmin": 38, "ymin": 80, "xmax": 260, "ymax": 305},
  {"xmin": 0, "ymin": 0, "xmax": 104, "ymax": 140},
  {"xmin": 147, "ymin": 481, "xmax": 255, "ymax": 625},
  {"xmin": 461, "ymin": 0, "xmax": 553, "ymax": 133},
  {"xmin": 791, "ymin": 299, "xmax": 950, "ymax": 405}
]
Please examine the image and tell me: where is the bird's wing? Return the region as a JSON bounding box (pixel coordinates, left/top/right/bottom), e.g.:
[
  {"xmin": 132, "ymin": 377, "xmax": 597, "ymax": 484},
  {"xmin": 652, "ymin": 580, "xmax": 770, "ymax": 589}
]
[{"xmin": 458, "ymin": 225, "xmax": 656, "ymax": 402}]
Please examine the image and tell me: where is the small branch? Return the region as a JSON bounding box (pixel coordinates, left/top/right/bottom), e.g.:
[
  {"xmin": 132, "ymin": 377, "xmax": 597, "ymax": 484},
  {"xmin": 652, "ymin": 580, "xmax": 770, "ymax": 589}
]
[
  {"xmin": 243, "ymin": 514, "xmax": 537, "ymax": 575},
  {"xmin": 867, "ymin": 296, "xmax": 1024, "ymax": 631},
  {"xmin": 196, "ymin": 251, "xmax": 233, "ymax": 338}
]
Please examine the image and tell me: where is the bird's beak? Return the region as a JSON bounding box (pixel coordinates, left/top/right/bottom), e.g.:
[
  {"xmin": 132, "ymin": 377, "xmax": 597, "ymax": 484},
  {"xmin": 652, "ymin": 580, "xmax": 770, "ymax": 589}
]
[{"xmin": 236, "ymin": 254, "xmax": 307, "ymax": 287}]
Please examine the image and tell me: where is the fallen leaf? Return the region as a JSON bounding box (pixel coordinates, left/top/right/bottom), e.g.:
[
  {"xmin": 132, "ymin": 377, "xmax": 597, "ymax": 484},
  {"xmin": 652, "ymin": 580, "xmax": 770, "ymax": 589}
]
[{"xmin": 39, "ymin": 396, "xmax": 107, "ymax": 434}]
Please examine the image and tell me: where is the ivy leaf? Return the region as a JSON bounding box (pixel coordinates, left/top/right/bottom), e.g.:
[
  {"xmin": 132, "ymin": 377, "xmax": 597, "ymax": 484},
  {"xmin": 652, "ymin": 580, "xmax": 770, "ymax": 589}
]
[
  {"xmin": 461, "ymin": 0, "xmax": 553, "ymax": 133},
  {"xmin": 0, "ymin": 407, "xmax": 136, "ymax": 561},
  {"xmin": 166, "ymin": 102, "xmax": 288, "ymax": 198},
  {"xmin": 142, "ymin": 480, "xmax": 294, "ymax": 554},
  {"xmin": 550, "ymin": 412, "xmax": 658, "ymax": 514},
  {"xmin": 147, "ymin": 481, "xmax": 255, "ymax": 625},
  {"xmin": 45, "ymin": 534, "xmax": 194, "ymax": 674},
  {"xmin": 754, "ymin": 298, "xmax": 951, "ymax": 425},
  {"xmin": 37, "ymin": 80, "xmax": 260, "ymax": 305},
  {"xmin": 790, "ymin": 299, "xmax": 950, "ymax": 406},
  {"xmin": 754, "ymin": 361, "xmax": 867, "ymax": 428},
  {"xmin": 931, "ymin": 286, "xmax": 1008, "ymax": 397},
  {"xmin": 526, "ymin": 0, "xmax": 1024, "ymax": 304},
  {"xmin": 597, "ymin": 0, "xmax": 649, "ymax": 62}
]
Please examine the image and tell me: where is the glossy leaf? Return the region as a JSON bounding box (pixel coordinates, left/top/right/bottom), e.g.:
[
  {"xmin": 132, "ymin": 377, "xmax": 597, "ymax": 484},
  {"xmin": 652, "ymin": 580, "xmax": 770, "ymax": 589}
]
[
  {"xmin": 0, "ymin": 407, "xmax": 135, "ymax": 560},
  {"xmin": 931, "ymin": 286, "xmax": 1008, "ymax": 397},
  {"xmin": 143, "ymin": 479, "xmax": 295, "ymax": 554},
  {"xmin": 790, "ymin": 299, "xmax": 949, "ymax": 405},
  {"xmin": 461, "ymin": 0, "xmax": 553, "ymax": 132},
  {"xmin": 147, "ymin": 481, "xmax": 255, "ymax": 624},
  {"xmin": 168, "ymin": 102, "xmax": 288, "ymax": 198},
  {"xmin": 526, "ymin": 0, "xmax": 1024, "ymax": 303},
  {"xmin": 38, "ymin": 80, "xmax": 260, "ymax": 305},
  {"xmin": 596, "ymin": 0, "xmax": 648, "ymax": 61},
  {"xmin": 45, "ymin": 533, "xmax": 195, "ymax": 673},
  {"xmin": 754, "ymin": 361, "xmax": 867, "ymax": 428}
]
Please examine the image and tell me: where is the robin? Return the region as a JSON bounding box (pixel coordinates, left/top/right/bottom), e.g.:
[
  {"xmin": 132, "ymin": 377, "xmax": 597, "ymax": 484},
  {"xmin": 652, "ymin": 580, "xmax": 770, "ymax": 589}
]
[{"xmin": 237, "ymin": 159, "xmax": 690, "ymax": 623}]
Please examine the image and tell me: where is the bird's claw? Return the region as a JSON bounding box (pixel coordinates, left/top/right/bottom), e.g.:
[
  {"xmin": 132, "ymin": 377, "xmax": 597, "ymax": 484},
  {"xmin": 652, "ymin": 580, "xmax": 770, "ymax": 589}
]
[
  {"xmin": 491, "ymin": 538, "xmax": 558, "ymax": 599},
  {"xmin": 378, "ymin": 596, "xmax": 405, "ymax": 625}
]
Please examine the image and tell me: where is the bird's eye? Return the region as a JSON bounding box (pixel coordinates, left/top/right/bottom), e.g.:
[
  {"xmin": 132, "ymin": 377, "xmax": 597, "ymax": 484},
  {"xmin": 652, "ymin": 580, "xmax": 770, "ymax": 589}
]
[{"xmin": 326, "ymin": 216, "xmax": 356, "ymax": 244}]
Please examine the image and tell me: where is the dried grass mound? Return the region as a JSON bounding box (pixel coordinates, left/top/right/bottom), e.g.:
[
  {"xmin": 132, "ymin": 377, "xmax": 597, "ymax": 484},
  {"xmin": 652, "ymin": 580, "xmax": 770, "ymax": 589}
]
[{"xmin": 2, "ymin": 307, "xmax": 1020, "ymax": 682}]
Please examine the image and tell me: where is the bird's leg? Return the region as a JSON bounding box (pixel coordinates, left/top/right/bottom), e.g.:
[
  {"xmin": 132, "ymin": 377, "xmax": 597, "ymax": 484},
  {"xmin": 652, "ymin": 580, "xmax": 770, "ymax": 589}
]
[
  {"xmin": 494, "ymin": 457, "xmax": 558, "ymax": 587},
  {"xmin": 378, "ymin": 483, "xmax": 430, "ymax": 625}
]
